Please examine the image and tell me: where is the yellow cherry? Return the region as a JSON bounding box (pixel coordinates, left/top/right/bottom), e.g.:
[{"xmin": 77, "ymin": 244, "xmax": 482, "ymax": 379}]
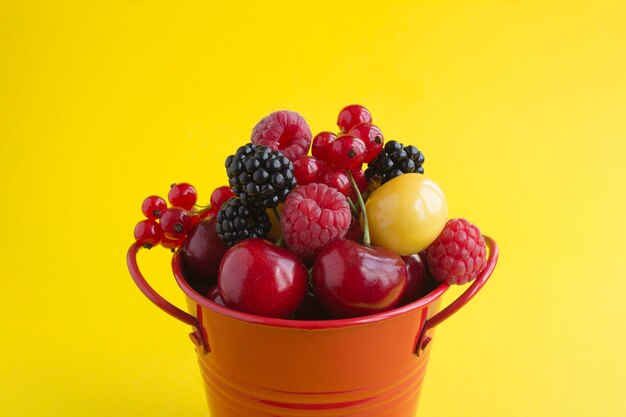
[{"xmin": 365, "ymin": 174, "xmax": 448, "ymax": 255}]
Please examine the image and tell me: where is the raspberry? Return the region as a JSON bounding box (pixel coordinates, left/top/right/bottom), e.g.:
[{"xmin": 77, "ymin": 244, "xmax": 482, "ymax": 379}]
[
  {"xmin": 427, "ymin": 219, "xmax": 487, "ymax": 285},
  {"xmin": 251, "ymin": 110, "xmax": 312, "ymax": 162},
  {"xmin": 281, "ymin": 183, "xmax": 351, "ymax": 258}
]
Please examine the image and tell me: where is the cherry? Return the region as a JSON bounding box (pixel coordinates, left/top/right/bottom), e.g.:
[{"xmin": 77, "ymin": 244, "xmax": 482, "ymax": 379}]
[
  {"xmin": 160, "ymin": 207, "xmax": 192, "ymax": 240},
  {"xmin": 218, "ymin": 238, "xmax": 307, "ymax": 318},
  {"xmin": 344, "ymin": 215, "xmax": 363, "ymax": 242},
  {"xmin": 168, "ymin": 183, "xmax": 197, "ymax": 210},
  {"xmin": 312, "ymin": 239, "xmax": 407, "ymax": 318},
  {"xmin": 134, "ymin": 219, "xmax": 163, "ymax": 248},
  {"xmin": 337, "ymin": 104, "xmax": 372, "ymax": 134},
  {"xmin": 400, "ymin": 253, "xmax": 436, "ymax": 305},
  {"xmin": 203, "ymin": 286, "xmax": 226, "ymax": 306},
  {"xmin": 348, "ymin": 122, "xmax": 384, "ymax": 163},
  {"xmin": 141, "ymin": 196, "xmax": 167, "ymax": 220},
  {"xmin": 292, "ymin": 155, "xmax": 322, "ymax": 185},
  {"xmin": 329, "ymin": 134, "xmax": 367, "ymax": 171},
  {"xmin": 294, "ymin": 290, "xmax": 331, "ymax": 320},
  {"xmin": 320, "ymin": 165, "xmax": 351, "ymax": 196},
  {"xmin": 209, "ymin": 186, "xmax": 235, "ymax": 212},
  {"xmin": 180, "ymin": 217, "xmax": 228, "ymax": 290},
  {"xmin": 311, "ymin": 132, "xmax": 337, "ymax": 161}
]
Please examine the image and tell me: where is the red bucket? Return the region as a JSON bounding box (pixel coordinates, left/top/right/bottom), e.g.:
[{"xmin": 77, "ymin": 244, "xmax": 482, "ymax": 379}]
[{"xmin": 127, "ymin": 236, "xmax": 498, "ymax": 417}]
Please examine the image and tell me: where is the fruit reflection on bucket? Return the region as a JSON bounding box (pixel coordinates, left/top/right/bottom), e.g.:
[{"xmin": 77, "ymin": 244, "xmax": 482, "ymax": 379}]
[{"xmin": 126, "ymin": 236, "xmax": 498, "ymax": 417}]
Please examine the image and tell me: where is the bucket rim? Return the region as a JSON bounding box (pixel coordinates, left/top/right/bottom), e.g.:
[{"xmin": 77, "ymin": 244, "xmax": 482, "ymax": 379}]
[{"xmin": 171, "ymin": 250, "xmax": 451, "ymax": 329}]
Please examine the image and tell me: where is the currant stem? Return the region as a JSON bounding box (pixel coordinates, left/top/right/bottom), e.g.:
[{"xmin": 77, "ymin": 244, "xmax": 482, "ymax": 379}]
[{"xmin": 348, "ymin": 171, "xmax": 370, "ymax": 246}]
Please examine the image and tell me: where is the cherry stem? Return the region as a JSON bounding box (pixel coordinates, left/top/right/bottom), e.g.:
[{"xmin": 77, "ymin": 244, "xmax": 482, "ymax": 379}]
[
  {"xmin": 347, "ymin": 198, "xmax": 359, "ymax": 217},
  {"xmin": 348, "ymin": 171, "xmax": 370, "ymax": 246},
  {"xmin": 276, "ymin": 234, "xmax": 285, "ymax": 247}
]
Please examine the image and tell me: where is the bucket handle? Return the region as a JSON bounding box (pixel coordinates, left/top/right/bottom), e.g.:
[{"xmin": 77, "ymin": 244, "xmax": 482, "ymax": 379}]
[
  {"xmin": 415, "ymin": 235, "xmax": 499, "ymax": 355},
  {"xmin": 127, "ymin": 243, "xmax": 209, "ymax": 353}
]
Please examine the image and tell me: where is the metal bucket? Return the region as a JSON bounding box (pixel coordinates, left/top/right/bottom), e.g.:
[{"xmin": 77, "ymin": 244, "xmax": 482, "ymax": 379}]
[{"xmin": 127, "ymin": 236, "xmax": 498, "ymax": 417}]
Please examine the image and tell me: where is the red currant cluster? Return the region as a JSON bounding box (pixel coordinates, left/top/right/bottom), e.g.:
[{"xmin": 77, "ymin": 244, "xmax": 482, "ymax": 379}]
[
  {"xmin": 133, "ymin": 183, "xmax": 234, "ymax": 251},
  {"xmin": 292, "ymin": 105, "xmax": 383, "ymax": 198}
]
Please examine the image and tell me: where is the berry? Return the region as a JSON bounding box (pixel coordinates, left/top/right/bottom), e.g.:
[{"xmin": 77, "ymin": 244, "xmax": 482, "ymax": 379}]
[
  {"xmin": 168, "ymin": 183, "xmax": 197, "ymax": 210},
  {"xmin": 281, "ymin": 183, "xmax": 351, "ymax": 258},
  {"xmin": 225, "ymin": 143, "xmax": 297, "ymax": 208},
  {"xmin": 337, "ymin": 104, "xmax": 372, "ymax": 133},
  {"xmin": 365, "ymin": 140, "xmax": 425, "ymax": 185},
  {"xmin": 312, "ymin": 239, "xmax": 407, "ymax": 318},
  {"xmin": 349, "ymin": 122, "xmax": 384, "ymax": 163},
  {"xmin": 292, "ymin": 155, "xmax": 322, "ymax": 185},
  {"xmin": 427, "ymin": 219, "xmax": 488, "ymax": 285},
  {"xmin": 180, "ymin": 217, "xmax": 228, "ymax": 291},
  {"xmin": 311, "ymin": 131, "xmax": 337, "ymax": 161},
  {"xmin": 329, "ymin": 134, "xmax": 367, "ymax": 171},
  {"xmin": 218, "ymin": 239, "xmax": 308, "ymax": 318},
  {"xmin": 141, "ymin": 196, "xmax": 167, "ymax": 220},
  {"xmin": 134, "ymin": 219, "xmax": 163, "ymax": 248},
  {"xmin": 160, "ymin": 207, "xmax": 192, "ymax": 240},
  {"xmin": 320, "ymin": 165, "xmax": 351, "ymax": 196},
  {"xmin": 160, "ymin": 235, "xmax": 185, "ymax": 251},
  {"xmin": 366, "ymin": 174, "xmax": 447, "ymax": 255},
  {"xmin": 210, "ymin": 186, "xmax": 235, "ymax": 212},
  {"xmin": 250, "ymin": 110, "xmax": 312, "ymax": 162},
  {"xmin": 216, "ymin": 197, "xmax": 272, "ymax": 246}
]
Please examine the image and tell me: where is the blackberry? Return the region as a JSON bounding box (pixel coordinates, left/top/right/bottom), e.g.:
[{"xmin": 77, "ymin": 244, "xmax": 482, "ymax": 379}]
[
  {"xmin": 364, "ymin": 140, "xmax": 425, "ymax": 185},
  {"xmin": 225, "ymin": 143, "xmax": 297, "ymax": 208},
  {"xmin": 216, "ymin": 197, "xmax": 272, "ymax": 246}
]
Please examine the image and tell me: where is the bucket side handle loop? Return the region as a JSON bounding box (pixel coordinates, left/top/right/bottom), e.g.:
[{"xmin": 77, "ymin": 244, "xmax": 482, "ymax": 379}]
[
  {"xmin": 415, "ymin": 236, "xmax": 499, "ymax": 356},
  {"xmin": 127, "ymin": 242, "xmax": 209, "ymax": 353}
]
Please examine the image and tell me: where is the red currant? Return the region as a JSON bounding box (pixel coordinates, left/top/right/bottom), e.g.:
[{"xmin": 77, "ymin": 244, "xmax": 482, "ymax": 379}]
[
  {"xmin": 141, "ymin": 195, "xmax": 167, "ymax": 219},
  {"xmin": 348, "ymin": 122, "xmax": 384, "ymax": 163},
  {"xmin": 134, "ymin": 219, "xmax": 163, "ymax": 248},
  {"xmin": 160, "ymin": 235, "xmax": 185, "ymax": 251},
  {"xmin": 337, "ymin": 104, "xmax": 372, "ymax": 133},
  {"xmin": 160, "ymin": 207, "xmax": 192, "ymax": 240},
  {"xmin": 352, "ymin": 168, "xmax": 368, "ymax": 194},
  {"xmin": 292, "ymin": 155, "xmax": 322, "ymax": 185},
  {"xmin": 168, "ymin": 183, "xmax": 197, "ymax": 210},
  {"xmin": 311, "ymin": 132, "xmax": 337, "ymax": 161},
  {"xmin": 329, "ymin": 134, "xmax": 367, "ymax": 171},
  {"xmin": 209, "ymin": 186, "xmax": 235, "ymax": 212},
  {"xmin": 320, "ymin": 166, "xmax": 351, "ymax": 196},
  {"xmin": 198, "ymin": 207, "xmax": 217, "ymax": 221}
]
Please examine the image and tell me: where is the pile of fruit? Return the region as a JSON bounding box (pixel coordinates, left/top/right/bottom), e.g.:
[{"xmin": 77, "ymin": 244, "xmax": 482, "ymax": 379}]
[{"xmin": 132, "ymin": 105, "xmax": 488, "ymax": 320}]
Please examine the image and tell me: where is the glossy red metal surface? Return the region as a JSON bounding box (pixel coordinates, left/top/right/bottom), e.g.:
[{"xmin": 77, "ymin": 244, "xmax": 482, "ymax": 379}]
[{"xmin": 127, "ymin": 236, "xmax": 499, "ymax": 416}]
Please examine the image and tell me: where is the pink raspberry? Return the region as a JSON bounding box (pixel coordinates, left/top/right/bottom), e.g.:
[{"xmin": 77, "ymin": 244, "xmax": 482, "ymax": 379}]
[
  {"xmin": 281, "ymin": 183, "xmax": 351, "ymax": 259},
  {"xmin": 251, "ymin": 110, "xmax": 312, "ymax": 162},
  {"xmin": 427, "ymin": 218, "xmax": 487, "ymax": 285}
]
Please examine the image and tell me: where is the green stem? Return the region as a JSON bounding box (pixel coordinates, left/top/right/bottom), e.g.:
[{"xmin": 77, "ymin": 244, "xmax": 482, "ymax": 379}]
[
  {"xmin": 276, "ymin": 234, "xmax": 285, "ymax": 247},
  {"xmin": 348, "ymin": 171, "xmax": 370, "ymax": 246},
  {"xmin": 347, "ymin": 198, "xmax": 359, "ymax": 217}
]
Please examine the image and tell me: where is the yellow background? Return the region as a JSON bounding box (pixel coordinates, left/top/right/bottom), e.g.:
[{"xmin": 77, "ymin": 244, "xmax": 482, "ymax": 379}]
[{"xmin": 1, "ymin": 1, "xmax": 625, "ymax": 416}]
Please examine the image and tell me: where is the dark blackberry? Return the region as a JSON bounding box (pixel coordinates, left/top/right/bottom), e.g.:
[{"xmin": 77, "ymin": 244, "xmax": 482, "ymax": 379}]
[
  {"xmin": 216, "ymin": 197, "xmax": 271, "ymax": 246},
  {"xmin": 225, "ymin": 143, "xmax": 297, "ymax": 208},
  {"xmin": 364, "ymin": 140, "xmax": 425, "ymax": 185}
]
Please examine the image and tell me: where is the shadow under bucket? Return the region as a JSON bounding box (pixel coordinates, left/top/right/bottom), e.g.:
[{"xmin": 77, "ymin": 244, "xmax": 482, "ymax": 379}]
[{"xmin": 127, "ymin": 236, "xmax": 498, "ymax": 417}]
